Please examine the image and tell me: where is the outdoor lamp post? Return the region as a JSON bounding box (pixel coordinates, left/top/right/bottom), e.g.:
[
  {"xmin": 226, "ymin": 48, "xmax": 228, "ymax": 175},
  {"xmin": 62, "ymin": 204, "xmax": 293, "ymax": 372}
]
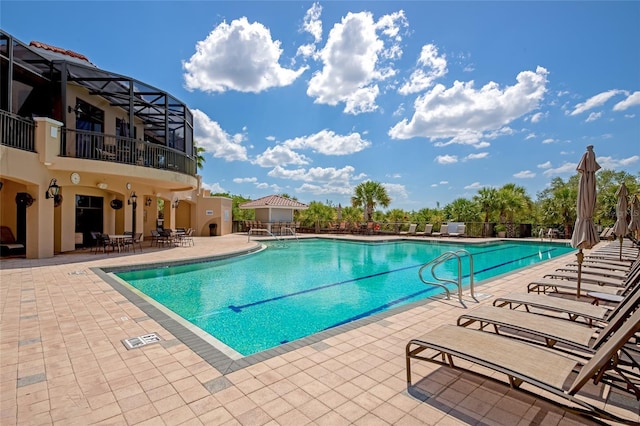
[{"xmin": 128, "ymin": 191, "xmax": 138, "ymax": 236}]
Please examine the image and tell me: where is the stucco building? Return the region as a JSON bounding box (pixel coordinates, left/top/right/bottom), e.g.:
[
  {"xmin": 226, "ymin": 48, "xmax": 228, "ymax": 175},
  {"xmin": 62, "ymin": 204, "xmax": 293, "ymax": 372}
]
[{"xmin": 0, "ymin": 30, "xmax": 231, "ymax": 258}]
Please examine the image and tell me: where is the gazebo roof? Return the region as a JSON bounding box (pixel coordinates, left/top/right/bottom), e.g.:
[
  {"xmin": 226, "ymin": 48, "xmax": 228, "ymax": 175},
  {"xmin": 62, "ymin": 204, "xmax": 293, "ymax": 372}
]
[{"xmin": 239, "ymin": 195, "xmax": 308, "ymax": 210}]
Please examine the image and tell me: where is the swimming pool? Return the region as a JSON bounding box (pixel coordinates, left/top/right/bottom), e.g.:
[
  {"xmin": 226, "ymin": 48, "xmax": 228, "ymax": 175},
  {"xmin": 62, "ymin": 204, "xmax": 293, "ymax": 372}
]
[{"xmin": 114, "ymin": 239, "xmax": 573, "ymax": 357}]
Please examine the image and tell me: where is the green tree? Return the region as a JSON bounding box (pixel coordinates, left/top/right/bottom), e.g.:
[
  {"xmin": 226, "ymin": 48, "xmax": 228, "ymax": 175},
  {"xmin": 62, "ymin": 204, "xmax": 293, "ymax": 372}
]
[
  {"xmin": 298, "ymin": 201, "xmax": 334, "ymax": 232},
  {"xmin": 195, "ymin": 144, "xmax": 206, "ymax": 171},
  {"xmin": 351, "ymin": 181, "xmax": 391, "ymax": 222},
  {"xmin": 537, "ymin": 177, "xmax": 576, "ymax": 236},
  {"xmin": 473, "ymin": 187, "xmax": 499, "ymax": 223},
  {"xmin": 443, "ymin": 198, "xmax": 480, "ymax": 222}
]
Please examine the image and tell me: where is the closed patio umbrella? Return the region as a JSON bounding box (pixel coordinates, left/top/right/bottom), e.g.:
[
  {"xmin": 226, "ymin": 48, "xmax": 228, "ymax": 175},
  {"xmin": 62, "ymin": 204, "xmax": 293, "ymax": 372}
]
[
  {"xmin": 629, "ymin": 194, "xmax": 640, "ymax": 240},
  {"xmin": 570, "ymin": 145, "xmax": 600, "ymax": 299},
  {"xmin": 612, "ymin": 183, "xmax": 629, "ymax": 260}
]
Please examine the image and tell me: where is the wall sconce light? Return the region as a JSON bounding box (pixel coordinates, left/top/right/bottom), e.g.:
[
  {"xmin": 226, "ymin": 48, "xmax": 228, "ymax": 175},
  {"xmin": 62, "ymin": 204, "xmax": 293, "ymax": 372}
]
[
  {"xmin": 145, "ymin": 197, "xmax": 153, "ymax": 207},
  {"xmin": 97, "ymin": 182, "xmax": 108, "ymax": 190},
  {"xmin": 68, "ymin": 103, "xmax": 83, "ymax": 115},
  {"xmin": 172, "ymin": 198, "xmax": 180, "ymax": 208},
  {"xmin": 45, "ymin": 178, "xmax": 60, "ymax": 199},
  {"xmin": 128, "ymin": 191, "xmax": 138, "ymax": 207}
]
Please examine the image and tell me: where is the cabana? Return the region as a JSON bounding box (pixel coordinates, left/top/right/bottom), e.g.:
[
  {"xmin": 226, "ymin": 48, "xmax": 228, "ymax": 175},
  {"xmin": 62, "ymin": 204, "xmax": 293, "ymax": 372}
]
[{"xmin": 239, "ymin": 195, "xmax": 308, "ymax": 234}]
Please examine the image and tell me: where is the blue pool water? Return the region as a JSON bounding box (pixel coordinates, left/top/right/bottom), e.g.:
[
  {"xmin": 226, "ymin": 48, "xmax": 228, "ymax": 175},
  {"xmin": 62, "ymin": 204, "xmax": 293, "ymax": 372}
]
[{"xmin": 115, "ymin": 239, "xmax": 573, "ymax": 356}]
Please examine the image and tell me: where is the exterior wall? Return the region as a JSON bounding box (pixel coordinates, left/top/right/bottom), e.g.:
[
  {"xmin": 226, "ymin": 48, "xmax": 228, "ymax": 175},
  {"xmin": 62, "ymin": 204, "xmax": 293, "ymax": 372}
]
[
  {"xmin": 0, "ymin": 117, "xmax": 204, "ymax": 258},
  {"xmin": 192, "ymin": 196, "xmax": 232, "ymax": 237},
  {"xmin": 270, "ymin": 208, "xmax": 293, "ymax": 222}
]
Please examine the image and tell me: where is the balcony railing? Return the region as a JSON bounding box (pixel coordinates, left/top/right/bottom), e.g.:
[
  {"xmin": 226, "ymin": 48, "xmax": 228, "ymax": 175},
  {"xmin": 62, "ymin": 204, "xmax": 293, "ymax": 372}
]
[
  {"xmin": 0, "ymin": 110, "xmax": 35, "ymax": 152},
  {"xmin": 61, "ymin": 129, "xmax": 197, "ymax": 176}
]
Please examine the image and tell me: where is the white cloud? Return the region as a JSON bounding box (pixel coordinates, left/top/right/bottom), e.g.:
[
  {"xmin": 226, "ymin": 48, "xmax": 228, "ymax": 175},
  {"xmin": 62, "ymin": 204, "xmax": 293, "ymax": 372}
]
[
  {"xmin": 301, "ymin": 2, "xmax": 323, "ymax": 43},
  {"xmin": 283, "ymin": 129, "xmax": 371, "ymax": 155},
  {"xmin": 463, "ymin": 152, "xmax": 488, "ymax": 161},
  {"xmin": 525, "ymin": 132, "xmax": 536, "ymax": 140},
  {"xmin": 474, "ymin": 141, "xmax": 491, "ymax": 149},
  {"xmin": 541, "ymin": 138, "xmax": 556, "ymax": 144},
  {"xmin": 585, "ymin": 112, "xmax": 602, "ymax": 122},
  {"xmin": 233, "ymin": 177, "xmax": 258, "ymax": 184},
  {"xmin": 306, "ymin": 10, "xmax": 407, "ymax": 114},
  {"xmin": 513, "ymin": 170, "xmax": 535, "ymax": 178},
  {"xmin": 464, "ymin": 182, "xmax": 482, "ymax": 189},
  {"xmin": 439, "ymin": 180, "xmax": 448, "ymax": 185},
  {"xmin": 537, "ymin": 161, "xmax": 552, "ymax": 169},
  {"xmin": 192, "ymin": 109, "xmax": 248, "ymax": 161},
  {"xmin": 254, "ymin": 145, "xmax": 311, "ymax": 167},
  {"xmin": 597, "ymin": 155, "xmax": 640, "ymax": 169},
  {"xmin": 398, "ymin": 44, "xmax": 448, "ymax": 95},
  {"xmin": 613, "ymin": 91, "xmax": 640, "ymax": 111},
  {"xmin": 183, "ymin": 17, "xmax": 307, "ymax": 93},
  {"xmin": 435, "ymin": 154, "xmax": 458, "ymax": 164},
  {"xmin": 529, "ymin": 111, "xmax": 546, "ymax": 123},
  {"xmin": 382, "ymin": 183, "xmax": 408, "ymax": 200},
  {"xmin": 389, "ymin": 66, "xmax": 549, "ymax": 145},
  {"xmin": 297, "ymin": 3, "xmax": 323, "ymax": 60},
  {"xmin": 266, "ymin": 165, "xmax": 367, "ymax": 196},
  {"xmin": 542, "ymin": 162, "xmax": 578, "ymax": 176},
  {"xmin": 570, "ymin": 89, "xmax": 625, "ymax": 115},
  {"xmin": 202, "ymin": 181, "xmax": 226, "ymax": 193}
]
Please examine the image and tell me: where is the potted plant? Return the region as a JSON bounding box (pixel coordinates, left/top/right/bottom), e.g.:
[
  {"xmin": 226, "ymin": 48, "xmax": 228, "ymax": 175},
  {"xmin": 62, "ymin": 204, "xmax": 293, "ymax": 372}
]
[{"xmin": 495, "ymin": 224, "xmax": 507, "ymax": 238}]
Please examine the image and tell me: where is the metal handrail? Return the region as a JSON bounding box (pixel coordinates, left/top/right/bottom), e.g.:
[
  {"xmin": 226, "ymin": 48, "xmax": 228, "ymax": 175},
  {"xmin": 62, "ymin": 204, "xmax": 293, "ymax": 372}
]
[{"xmin": 418, "ymin": 249, "xmax": 475, "ymax": 304}]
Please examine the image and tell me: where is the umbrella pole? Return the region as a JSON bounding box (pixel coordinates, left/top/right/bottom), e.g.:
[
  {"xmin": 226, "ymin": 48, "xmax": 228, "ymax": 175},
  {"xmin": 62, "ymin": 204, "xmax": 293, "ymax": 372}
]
[
  {"xmin": 576, "ymin": 249, "xmax": 583, "ymax": 299},
  {"xmin": 619, "ymin": 235, "xmax": 623, "ymax": 261}
]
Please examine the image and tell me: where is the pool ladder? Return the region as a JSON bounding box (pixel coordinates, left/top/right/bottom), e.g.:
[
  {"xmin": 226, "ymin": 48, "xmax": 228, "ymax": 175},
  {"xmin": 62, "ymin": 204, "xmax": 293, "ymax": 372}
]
[
  {"xmin": 418, "ymin": 249, "xmax": 475, "ymax": 304},
  {"xmin": 247, "ymin": 227, "xmax": 299, "ymax": 244}
]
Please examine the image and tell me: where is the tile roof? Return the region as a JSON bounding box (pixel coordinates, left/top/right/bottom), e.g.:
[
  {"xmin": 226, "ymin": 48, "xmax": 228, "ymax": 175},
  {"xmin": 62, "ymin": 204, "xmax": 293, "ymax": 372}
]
[
  {"xmin": 29, "ymin": 41, "xmax": 93, "ymax": 64},
  {"xmin": 239, "ymin": 194, "xmax": 308, "ymax": 209}
]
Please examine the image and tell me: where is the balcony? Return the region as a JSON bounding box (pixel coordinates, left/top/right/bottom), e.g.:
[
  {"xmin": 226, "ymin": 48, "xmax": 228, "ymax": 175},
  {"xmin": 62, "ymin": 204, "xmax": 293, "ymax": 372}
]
[
  {"xmin": 60, "ymin": 128, "xmax": 196, "ymax": 176},
  {"xmin": 0, "ymin": 110, "xmax": 35, "ymax": 152}
]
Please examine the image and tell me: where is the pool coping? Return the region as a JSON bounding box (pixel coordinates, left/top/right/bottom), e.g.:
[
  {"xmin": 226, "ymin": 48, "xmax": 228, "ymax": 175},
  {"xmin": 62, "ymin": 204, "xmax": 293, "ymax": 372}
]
[{"xmin": 93, "ymin": 238, "xmax": 575, "ymax": 376}]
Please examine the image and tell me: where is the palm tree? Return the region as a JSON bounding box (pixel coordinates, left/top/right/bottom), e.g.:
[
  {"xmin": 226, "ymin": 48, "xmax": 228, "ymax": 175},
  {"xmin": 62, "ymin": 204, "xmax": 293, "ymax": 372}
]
[
  {"xmin": 195, "ymin": 144, "xmax": 206, "ymax": 171},
  {"xmin": 351, "ymin": 181, "xmax": 391, "ymax": 222}
]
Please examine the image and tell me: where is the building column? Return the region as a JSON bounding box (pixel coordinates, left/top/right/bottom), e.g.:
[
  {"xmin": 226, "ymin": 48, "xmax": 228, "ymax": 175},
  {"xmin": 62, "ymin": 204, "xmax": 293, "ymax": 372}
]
[{"xmin": 26, "ymin": 183, "xmax": 55, "ymax": 258}]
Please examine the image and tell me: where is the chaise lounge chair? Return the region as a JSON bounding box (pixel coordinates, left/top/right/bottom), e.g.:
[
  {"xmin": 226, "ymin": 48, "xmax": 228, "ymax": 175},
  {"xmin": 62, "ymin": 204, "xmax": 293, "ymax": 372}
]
[
  {"xmin": 456, "ymin": 285, "xmax": 640, "ymax": 356},
  {"xmin": 449, "ymin": 224, "xmax": 466, "ymax": 237},
  {"xmin": 406, "ymin": 308, "xmax": 640, "ymax": 424},
  {"xmin": 432, "ymin": 224, "xmax": 449, "ymax": 237},
  {"xmin": 526, "ymin": 268, "xmax": 638, "ymax": 296},
  {"xmin": 416, "ymin": 224, "xmax": 433, "ymax": 236},
  {"xmin": 0, "ymin": 226, "xmax": 25, "ymax": 256},
  {"xmin": 399, "ymin": 223, "xmax": 417, "ymax": 236}
]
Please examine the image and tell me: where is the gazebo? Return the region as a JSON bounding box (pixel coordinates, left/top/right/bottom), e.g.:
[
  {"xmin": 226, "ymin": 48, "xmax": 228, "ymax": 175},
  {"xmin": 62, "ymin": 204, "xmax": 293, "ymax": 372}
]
[{"xmin": 239, "ymin": 195, "xmax": 308, "ymax": 233}]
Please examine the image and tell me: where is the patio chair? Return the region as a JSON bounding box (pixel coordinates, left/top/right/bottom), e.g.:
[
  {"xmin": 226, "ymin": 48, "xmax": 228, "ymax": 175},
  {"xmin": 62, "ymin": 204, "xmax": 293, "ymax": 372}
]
[
  {"xmin": 432, "ymin": 224, "xmax": 449, "ymax": 237},
  {"xmin": 123, "ymin": 232, "xmax": 143, "ymax": 252},
  {"xmin": 405, "ymin": 308, "xmax": 640, "ymax": 424},
  {"xmin": 527, "ymin": 263, "xmax": 640, "ymax": 296},
  {"xmin": 449, "ymin": 224, "xmax": 466, "ymax": 237},
  {"xmin": 456, "ymin": 285, "xmax": 640, "ymax": 357},
  {"xmin": 416, "ymin": 224, "xmax": 433, "ymax": 236},
  {"xmin": 0, "ymin": 226, "xmax": 25, "ymax": 257},
  {"xmin": 399, "ymin": 224, "xmax": 417, "ymax": 236}
]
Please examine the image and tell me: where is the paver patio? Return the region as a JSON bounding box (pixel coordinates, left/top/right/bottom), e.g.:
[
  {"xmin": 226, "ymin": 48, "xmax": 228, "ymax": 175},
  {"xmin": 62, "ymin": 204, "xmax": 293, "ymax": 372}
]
[{"xmin": 1, "ymin": 234, "xmax": 638, "ymax": 425}]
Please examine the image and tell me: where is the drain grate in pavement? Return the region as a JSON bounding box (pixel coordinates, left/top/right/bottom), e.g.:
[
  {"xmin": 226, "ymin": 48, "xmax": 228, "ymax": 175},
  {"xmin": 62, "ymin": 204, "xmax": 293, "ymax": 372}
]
[{"xmin": 122, "ymin": 333, "xmax": 162, "ymax": 350}]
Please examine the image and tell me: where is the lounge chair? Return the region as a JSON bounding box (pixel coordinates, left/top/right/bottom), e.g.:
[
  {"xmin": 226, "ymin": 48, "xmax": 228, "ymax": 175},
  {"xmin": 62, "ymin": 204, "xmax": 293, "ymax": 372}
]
[
  {"xmin": 432, "ymin": 224, "xmax": 448, "ymax": 237},
  {"xmin": 599, "ymin": 227, "xmax": 612, "ymax": 240},
  {"xmin": 449, "ymin": 224, "xmax": 466, "ymax": 237},
  {"xmin": 406, "ymin": 308, "xmax": 640, "ymax": 424},
  {"xmin": 416, "ymin": 224, "xmax": 433, "ymax": 236},
  {"xmin": 527, "ymin": 265, "xmax": 640, "ymax": 296},
  {"xmin": 456, "ymin": 285, "xmax": 640, "ymax": 355},
  {"xmin": 0, "ymin": 225, "xmax": 25, "ymax": 256},
  {"xmin": 399, "ymin": 223, "xmax": 417, "ymax": 236},
  {"xmin": 492, "ymin": 292, "xmax": 610, "ymax": 325}
]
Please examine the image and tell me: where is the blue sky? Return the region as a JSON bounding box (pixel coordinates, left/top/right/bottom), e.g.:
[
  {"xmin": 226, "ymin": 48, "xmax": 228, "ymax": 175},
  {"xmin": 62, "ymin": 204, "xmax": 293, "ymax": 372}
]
[{"xmin": 3, "ymin": 1, "xmax": 639, "ymax": 210}]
